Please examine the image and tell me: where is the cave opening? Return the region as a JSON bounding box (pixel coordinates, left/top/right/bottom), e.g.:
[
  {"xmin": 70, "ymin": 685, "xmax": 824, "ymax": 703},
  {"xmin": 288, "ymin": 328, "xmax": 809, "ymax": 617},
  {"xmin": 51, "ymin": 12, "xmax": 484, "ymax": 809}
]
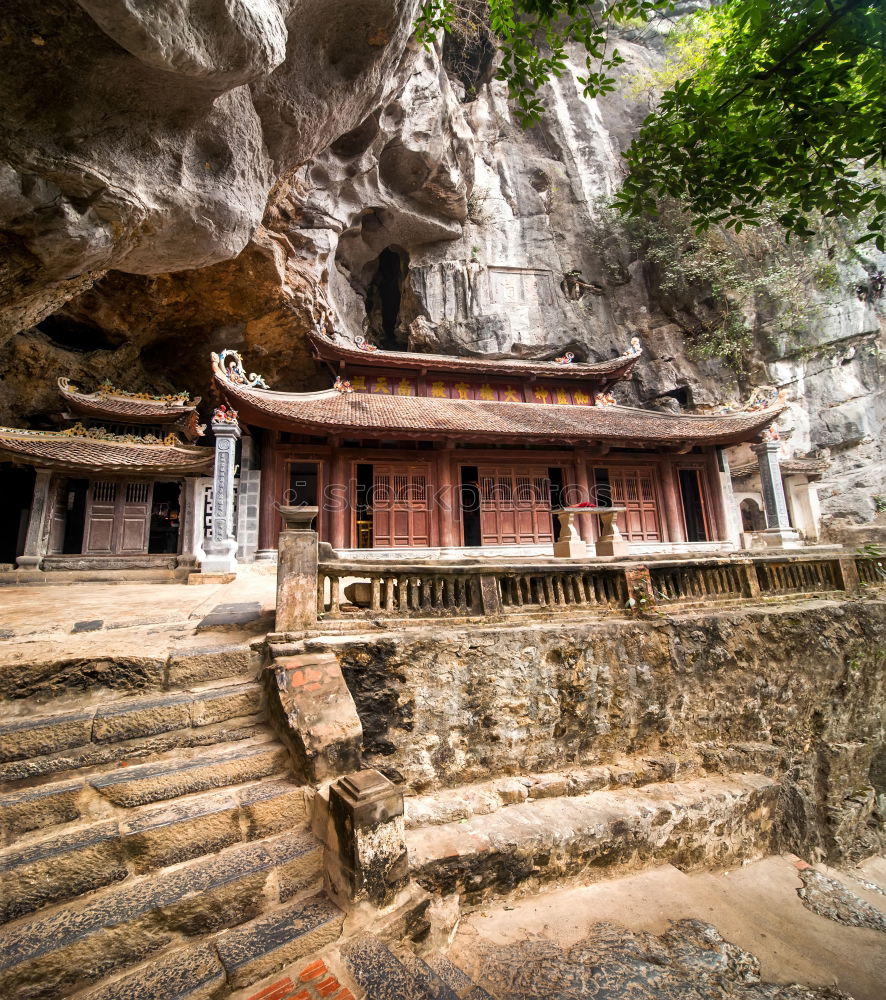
[
  {"xmin": 36, "ymin": 315, "xmax": 122, "ymax": 352},
  {"xmin": 365, "ymin": 246, "xmax": 408, "ymax": 350}
]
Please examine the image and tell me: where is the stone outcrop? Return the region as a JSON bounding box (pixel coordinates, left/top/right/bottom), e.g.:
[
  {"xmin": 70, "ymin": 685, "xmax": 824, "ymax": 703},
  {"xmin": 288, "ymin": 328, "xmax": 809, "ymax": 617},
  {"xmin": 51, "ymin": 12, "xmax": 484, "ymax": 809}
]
[{"xmin": 0, "ymin": 0, "xmax": 422, "ymax": 336}]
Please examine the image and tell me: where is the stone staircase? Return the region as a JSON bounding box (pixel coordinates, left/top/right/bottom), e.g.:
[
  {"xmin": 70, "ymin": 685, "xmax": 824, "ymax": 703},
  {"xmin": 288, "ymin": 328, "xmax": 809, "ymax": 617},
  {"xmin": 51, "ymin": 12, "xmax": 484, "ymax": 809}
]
[
  {"xmin": 403, "ymin": 753, "xmax": 781, "ymax": 905},
  {"xmin": 0, "ymin": 653, "xmax": 343, "ymax": 1000}
]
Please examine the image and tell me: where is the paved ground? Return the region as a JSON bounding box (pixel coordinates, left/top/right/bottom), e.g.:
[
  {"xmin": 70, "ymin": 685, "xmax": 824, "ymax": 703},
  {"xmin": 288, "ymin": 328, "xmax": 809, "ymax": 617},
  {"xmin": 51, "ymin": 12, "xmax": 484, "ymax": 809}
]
[
  {"xmin": 0, "ymin": 568, "xmax": 277, "ymax": 666},
  {"xmin": 449, "ymin": 855, "xmax": 886, "ymax": 1000}
]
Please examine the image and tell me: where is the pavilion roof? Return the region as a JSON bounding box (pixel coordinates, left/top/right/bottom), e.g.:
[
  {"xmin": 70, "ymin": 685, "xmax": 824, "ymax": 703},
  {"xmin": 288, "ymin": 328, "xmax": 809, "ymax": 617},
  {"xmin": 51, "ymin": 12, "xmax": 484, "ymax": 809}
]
[
  {"xmin": 0, "ymin": 427, "xmax": 213, "ymax": 474},
  {"xmin": 308, "ymin": 331, "xmax": 640, "ymax": 382},
  {"xmin": 58, "ymin": 378, "xmax": 200, "ymax": 428},
  {"xmin": 731, "ymin": 456, "xmax": 830, "ymax": 479},
  {"xmin": 215, "ymin": 375, "xmax": 784, "ymax": 447}
]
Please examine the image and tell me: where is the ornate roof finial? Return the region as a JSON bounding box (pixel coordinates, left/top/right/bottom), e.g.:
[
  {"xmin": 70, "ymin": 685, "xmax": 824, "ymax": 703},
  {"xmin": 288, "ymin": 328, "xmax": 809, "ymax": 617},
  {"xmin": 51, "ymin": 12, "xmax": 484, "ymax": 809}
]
[
  {"xmin": 554, "ymin": 351, "xmax": 575, "ymax": 365},
  {"xmin": 211, "ymin": 404, "xmax": 239, "ymax": 424},
  {"xmin": 333, "ymin": 376, "xmax": 353, "ymax": 394},
  {"xmin": 355, "ymin": 335, "xmax": 378, "ymax": 353},
  {"xmin": 211, "ymin": 349, "xmax": 269, "ymax": 389},
  {"xmin": 622, "ymin": 337, "xmax": 642, "ymax": 358}
]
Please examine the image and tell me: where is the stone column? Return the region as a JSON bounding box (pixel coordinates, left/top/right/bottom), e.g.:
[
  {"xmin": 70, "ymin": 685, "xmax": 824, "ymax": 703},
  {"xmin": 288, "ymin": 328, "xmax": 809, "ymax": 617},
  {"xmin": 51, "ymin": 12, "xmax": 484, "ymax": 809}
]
[
  {"xmin": 201, "ymin": 416, "xmax": 240, "ymax": 575},
  {"xmin": 276, "ymin": 505, "xmax": 319, "ymax": 632},
  {"xmin": 715, "ymin": 447, "xmax": 743, "ymax": 548},
  {"xmin": 325, "ymin": 769, "xmax": 408, "ymax": 909},
  {"xmin": 751, "ymin": 441, "xmax": 800, "ymax": 548},
  {"xmin": 16, "ymin": 468, "xmax": 53, "ymax": 569}
]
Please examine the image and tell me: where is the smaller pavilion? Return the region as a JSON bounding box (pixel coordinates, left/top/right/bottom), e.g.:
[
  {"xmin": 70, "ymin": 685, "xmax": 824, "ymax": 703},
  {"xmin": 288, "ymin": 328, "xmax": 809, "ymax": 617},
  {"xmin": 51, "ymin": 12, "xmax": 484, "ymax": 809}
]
[{"xmin": 0, "ymin": 379, "xmax": 212, "ymax": 570}]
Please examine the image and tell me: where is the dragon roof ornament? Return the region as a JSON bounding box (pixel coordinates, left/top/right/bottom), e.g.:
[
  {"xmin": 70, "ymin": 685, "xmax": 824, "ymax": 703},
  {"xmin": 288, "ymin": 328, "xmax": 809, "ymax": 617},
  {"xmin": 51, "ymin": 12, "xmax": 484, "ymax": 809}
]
[{"xmin": 212, "ymin": 349, "xmax": 269, "ymax": 389}]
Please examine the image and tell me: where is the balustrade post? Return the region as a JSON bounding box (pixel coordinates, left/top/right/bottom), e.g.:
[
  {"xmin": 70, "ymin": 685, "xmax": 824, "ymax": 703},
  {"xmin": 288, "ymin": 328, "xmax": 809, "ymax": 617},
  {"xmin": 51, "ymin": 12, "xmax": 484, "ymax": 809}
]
[
  {"xmin": 275, "ymin": 505, "xmax": 319, "ymax": 633},
  {"xmin": 835, "ymin": 556, "xmax": 860, "ymax": 593}
]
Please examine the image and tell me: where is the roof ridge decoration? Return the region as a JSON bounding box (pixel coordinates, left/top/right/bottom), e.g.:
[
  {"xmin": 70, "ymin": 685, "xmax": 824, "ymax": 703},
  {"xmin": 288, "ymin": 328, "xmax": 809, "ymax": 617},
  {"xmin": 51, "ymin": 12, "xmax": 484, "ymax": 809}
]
[
  {"xmin": 58, "ymin": 376, "xmax": 192, "ymax": 405},
  {"xmin": 355, "ymin": 336, "xmax": 378, "ymax": 352},
  {"xmin": 0, "ymin": 424, "xmax": 204, "ymax": 449},
  {"xmin": 716, "ymin": 385, "xmax": 786, "ymax": 415},
  {"xmin": 306, "ymin": 328, "xmax": 643, "ymax": 379},
  {"xmin": 212, "ymin": 349, "xmax": 269, "ymax": 389}
]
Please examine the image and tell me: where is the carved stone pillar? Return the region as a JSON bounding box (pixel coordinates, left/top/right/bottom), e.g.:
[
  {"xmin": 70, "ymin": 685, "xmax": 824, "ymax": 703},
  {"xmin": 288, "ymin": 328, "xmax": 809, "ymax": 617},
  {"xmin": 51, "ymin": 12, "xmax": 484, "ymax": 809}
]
[
  {"xmin": 202, "ymin": 416, "xmax": 240, "ymax": 574},
  {"xmin": 16, "ymin": 468, "xmax": 53, "ymax": 569},
  {"xmin": 752, "ymin": 441, "xmax": 801, "ymax": 548}
]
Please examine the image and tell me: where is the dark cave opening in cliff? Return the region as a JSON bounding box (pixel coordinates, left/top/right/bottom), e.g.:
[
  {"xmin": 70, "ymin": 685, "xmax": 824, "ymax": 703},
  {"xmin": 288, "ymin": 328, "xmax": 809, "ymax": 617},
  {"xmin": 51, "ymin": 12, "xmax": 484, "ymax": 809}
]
[
  {"xmin": 36, "ymin": 314, "xmax": 122, "ymax": 352},
  {"xmin": 365, "ymin": 246, "xmax": 408, "ymax": 350}
]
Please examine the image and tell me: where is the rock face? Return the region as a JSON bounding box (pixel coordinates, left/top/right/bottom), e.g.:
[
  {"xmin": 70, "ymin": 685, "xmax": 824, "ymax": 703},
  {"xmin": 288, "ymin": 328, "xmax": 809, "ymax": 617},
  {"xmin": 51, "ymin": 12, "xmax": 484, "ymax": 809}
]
[
  {"xmin": 328, "ymin": 601, "xmax": 886, "ymax": 865},
  {"xmin": 0, "ymin": 0, "xmax": 421, "ymax": 336},
  {"xmin": 0, "ymin": 10, "xmax": 883, "ymax": 527}
]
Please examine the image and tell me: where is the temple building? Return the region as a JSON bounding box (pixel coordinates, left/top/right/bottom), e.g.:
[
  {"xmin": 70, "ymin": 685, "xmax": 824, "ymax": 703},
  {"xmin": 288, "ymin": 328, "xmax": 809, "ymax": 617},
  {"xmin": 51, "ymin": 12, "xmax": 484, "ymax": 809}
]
[
  {"xmin": 210, "ymin": 335, "xmax": 787, "ymax": 559},
  {"xmin": 0, "ymin": 379, "xmax": 212, "ymax": 570}
]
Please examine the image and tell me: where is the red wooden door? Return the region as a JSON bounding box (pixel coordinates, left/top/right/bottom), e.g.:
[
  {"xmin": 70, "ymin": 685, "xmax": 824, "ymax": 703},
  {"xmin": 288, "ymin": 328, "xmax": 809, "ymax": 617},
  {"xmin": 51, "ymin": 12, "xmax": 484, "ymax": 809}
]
[
  {"xmin": 477, "ymin": 466, "xmax": 553, "ymax": 545},
  {"xmin": 371, "ymin": 465, "xmax": 431, "ymax": 547},
  {"xmin": 609, "ymin": 468, "xmax": 661, "ymax": 541}
]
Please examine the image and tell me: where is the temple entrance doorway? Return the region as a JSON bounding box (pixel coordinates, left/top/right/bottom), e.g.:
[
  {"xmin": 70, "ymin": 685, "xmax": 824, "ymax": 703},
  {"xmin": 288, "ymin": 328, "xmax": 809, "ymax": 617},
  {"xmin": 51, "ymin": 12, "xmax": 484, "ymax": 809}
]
[
  {"xmin": 0, "ymin": 464, "xmax": 34, "ymax": 564},
  {"xmin": 460, "ymin": 466, "xmax": 481, "ymax": 546},
  {"xmin": 679, "ymin": 468, "xmax": 711, "ymax": 541},
  {"xmin": 149, "ymin": 482, "xmax": 182, "ymax": 554},
  {"xmin": 370, "ymin": 463, "xmax": 431, "ymax": 547},
  {"xmin": 476, "ymin": 465, "xmax": 554, "ymax": 545},
  {"xmin": 594, "ymin": 466, "xmax": 662, "ymax": 541}
]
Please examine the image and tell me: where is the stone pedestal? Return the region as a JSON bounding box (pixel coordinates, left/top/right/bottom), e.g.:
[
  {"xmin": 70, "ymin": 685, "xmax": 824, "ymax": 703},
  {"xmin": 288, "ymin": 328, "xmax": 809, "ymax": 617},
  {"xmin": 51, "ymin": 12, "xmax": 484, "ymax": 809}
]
[
  {"xmin": 326, "ymin": 769, "xmax": 408, "ymax": 909},
  {"xmin": 16, "ymin": 469, "xmax": 52, "ymax": 569},
  {"xmin": 202, "ymin": 419, "xmax": 240, "ymax": 575},
  {"xmin": 595, "ymin": 508, "xmax": 629, "ymax": 557},
  {"xmin": 554, "ymin": 510, "xmax": 587, "ymax": 558},
  {"xmin": 276, "ymin": 505, "xmax": 319, "ymax": 632}
]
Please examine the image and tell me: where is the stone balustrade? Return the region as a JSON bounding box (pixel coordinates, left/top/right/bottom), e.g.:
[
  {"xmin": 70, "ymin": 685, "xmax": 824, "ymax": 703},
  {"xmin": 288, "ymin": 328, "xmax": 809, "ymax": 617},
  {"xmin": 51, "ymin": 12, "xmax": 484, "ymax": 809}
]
[{"xmin": 304, "ymin": 552, "xmax": 884, "ymax": 624}]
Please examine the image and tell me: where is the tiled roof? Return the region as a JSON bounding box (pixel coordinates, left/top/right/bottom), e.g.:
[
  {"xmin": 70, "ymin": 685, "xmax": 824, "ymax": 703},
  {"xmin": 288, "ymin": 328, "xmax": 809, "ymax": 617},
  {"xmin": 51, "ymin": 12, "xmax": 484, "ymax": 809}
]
[
  {"xmin": 308, "ymin": 331, "xmax": 640, "ymax": 381},
  {"xmin": 58, "ymin": 378, "xmax": 199, "ymax": 424},
  {"xmin": 0, "ymin": 429, "xmax": 213, "ymax": 474},
  {"xmin": 731, "ymin": 456, "xmax": 830, "ymax": 479},
  {"xmin": 216, "ymin": 376, "xmax": 784, "ymax": 447}
]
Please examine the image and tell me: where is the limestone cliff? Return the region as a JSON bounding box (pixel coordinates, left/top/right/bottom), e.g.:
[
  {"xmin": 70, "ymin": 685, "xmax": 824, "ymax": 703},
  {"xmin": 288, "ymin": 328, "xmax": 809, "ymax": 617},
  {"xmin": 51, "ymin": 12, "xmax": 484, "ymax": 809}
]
[{"xmin": 0, "ymin": 7, "xmax": 883, "ymax": 528}]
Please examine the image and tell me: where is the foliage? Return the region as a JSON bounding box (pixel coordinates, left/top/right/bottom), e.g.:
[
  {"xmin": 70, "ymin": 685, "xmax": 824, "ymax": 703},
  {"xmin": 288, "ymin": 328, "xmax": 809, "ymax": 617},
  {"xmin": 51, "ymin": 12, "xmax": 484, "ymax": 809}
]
[
  {"xmin": 615, "ymin": 1, "xmax": 886, "ymax": 248},
  {"xmin": 417, "ymin": 1, "xmax": 886, "ymax": 247}
]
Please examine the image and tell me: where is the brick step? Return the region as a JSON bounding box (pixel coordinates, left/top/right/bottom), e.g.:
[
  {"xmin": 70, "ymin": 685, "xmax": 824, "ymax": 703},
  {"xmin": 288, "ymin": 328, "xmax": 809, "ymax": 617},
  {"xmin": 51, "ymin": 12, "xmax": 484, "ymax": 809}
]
[
  {"xmin": 341, "ymin": 935, "xmax": 493, "ymax": 1000},
  {"xmin": 0, "ymin": 678, "xmax": 267, "ymax": 785},
  {"xmin": 408, "ymin": 773, "xmax": 780, "ymax": 904},
  {"xmin": 403, "ymin": 744, "xmax": 782, "ymax": 830},
  {"xmin": 0, "ymin": 729, "xmax": 287, "ymax": 843},
  {"xmin": 0, "ymin": 829, "xmax": 326, "ymax": 1000},
  {"xmin": 0, "ymin": 775, "xmax": 307, "ymax": 924}
]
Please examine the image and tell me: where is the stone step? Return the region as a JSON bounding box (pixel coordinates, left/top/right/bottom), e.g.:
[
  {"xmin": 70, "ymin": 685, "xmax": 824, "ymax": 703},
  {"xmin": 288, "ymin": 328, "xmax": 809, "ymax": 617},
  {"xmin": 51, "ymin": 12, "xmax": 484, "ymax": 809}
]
[
  {"xmin": 69, "ymin": 894, "xmax": 345, "ymax": 1000},
  {"xmin": 0, "ymin": 678, "xmax": 266, "ymax": 783},
  {"xmin": 0, "ymin": 776, "xmax": 307, "ymax": 923},
  {"xmin": 214, "ymin": 893, "xmax": 345, "ymax": 989},
  {"xmin": 341, "ymin": 934, "xmax": 486, "ymax": 1000},
  {"xmin": 1, "ymin": 642, "xmax": 260, "ymax": 706},
  {"xmin": 0, "ymin": 729, "xmax": 291, "ymax": 849},
  {"xmin": 403, "ymin": 753, "xmax": 708, "ymax": 830},
  {"xmin": 0, "ymin": 829, "xmax": 325, "ymax": 1000},
  {"xmin": 408, "ymin": 773, "xmax": 779, "ymax": 905},
  {"xmin": 87, "ymin": 738, "xmax": 289, "ymax": 808}
]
